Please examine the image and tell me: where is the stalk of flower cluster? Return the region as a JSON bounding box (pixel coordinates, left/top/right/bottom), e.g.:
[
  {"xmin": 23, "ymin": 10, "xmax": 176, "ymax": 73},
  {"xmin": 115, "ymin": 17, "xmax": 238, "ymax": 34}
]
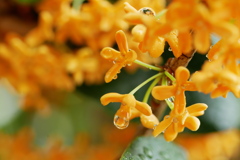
[
  {"xmin": 134, "ymin": 60, "xmax": 162, "ymax": 71},
  {"xmin": 129, "ymin": 73, "xmax": 163, "ymax": 95}
]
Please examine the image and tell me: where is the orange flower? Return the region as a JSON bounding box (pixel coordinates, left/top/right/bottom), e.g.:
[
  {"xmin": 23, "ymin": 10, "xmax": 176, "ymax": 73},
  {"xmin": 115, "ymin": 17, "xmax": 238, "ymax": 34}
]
[
  {"xmin": 153, "ymin": 103, "xmax": 208, "ymax": 141},
  {"xmin": 163, "ymin": 0, "xmax": 239, "ymax": 53},
  {"xmin": 191, "ymin": 57, "xmax": 240, "ymax": 98},
  {"xmin": 152, "ymin": 66, "xmax": 197, "ymax": 114},
  {"xmin": 100, "ymin": 93, "xmax": 158, "ymax": 129},
  {"xmin": 101, "ymin": 30, "xmax": 137, "ymax": 83},
  {"xmin": 124, "ymin": 2, "xmax": 182, "ymax": 58}
]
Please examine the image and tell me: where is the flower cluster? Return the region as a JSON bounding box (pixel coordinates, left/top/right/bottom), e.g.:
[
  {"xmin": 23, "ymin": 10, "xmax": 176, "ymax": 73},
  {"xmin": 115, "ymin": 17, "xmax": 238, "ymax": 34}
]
[{"xmin": 100, "ymin": 0, "xmax": 240, "ymax": 141}]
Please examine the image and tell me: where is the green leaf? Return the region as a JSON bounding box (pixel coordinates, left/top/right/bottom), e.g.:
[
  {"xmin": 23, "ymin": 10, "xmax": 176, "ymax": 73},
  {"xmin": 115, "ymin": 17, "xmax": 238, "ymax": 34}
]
[{"xmin": 121, "ymin": 136, "xmax": 187, "ymax": 160}]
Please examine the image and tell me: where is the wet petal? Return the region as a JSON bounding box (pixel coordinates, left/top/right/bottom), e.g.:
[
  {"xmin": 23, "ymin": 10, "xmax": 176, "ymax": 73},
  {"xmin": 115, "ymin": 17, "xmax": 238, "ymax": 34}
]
[
  {"xmin": 187, "ymin": 103, "xmax": 208, "ymax": 115},
  {"xmin": 105, "ymin": 63, "xmax": 123, "ymax": 83},
  {"xmin": 184, "ymin": 81, "xmax": 197, "ymax": 91},
  {"xmin": 131, "ymin": 24, "xmax": 146, "ymax": 42},
  {"xmin": 165, "ymin": 30, "xmax": 182, "ymax": 58},
  {"xmin": 129, "ymin": 107, "xmax": 141, "ymax": 120},
  {"xmin": 148, "ymin": 37, "xmax": 165, "ymax": 58},
  {"xmin": 175, "ymin": 66, "xmax": 190, "ymax": 85},
  {"xmin": 207, "ymin": 39, "xmax": 222, "ymax": 60},
  {"xmin": 122, "ymin": 94, "xmax": 136, "ymax": 108},
  {"xmin": 152, "ymin": 85, "xmax": 176, "ymax": 100},
  {"xmin": 140, "ymin": 114, "xmax": 159, "ymax": 129},
  {"xmin": 164, "ymin": 124, "xmax": 178, "ymax": 141},
  {"xmin": 100, "ymin": 47, "xmax": 122, "ymax": 61},
  {"xmin": 184, "ymin": 116, "xmax": 200, "ymax": 131},
  {"xmin": 174, "ymin": 91, "xmax": 186, "ymax": 115},
  {"xmin": 153, "ymin": 116, "xmax": 173, "ymax": 137},
  {"xmin": 100, "ymin": 92, "xmax": 124, "ymax": 106},
  {"xmin": 135, "ymin": 101, "xmax": 152, "ymax": 116},
  {"xmin": 124, "ymin": 49, "xmax": 137, "ymax": 65},
  {"xmin": 115, "ymin": 30, "xmax": 128, "ymax": 55}
]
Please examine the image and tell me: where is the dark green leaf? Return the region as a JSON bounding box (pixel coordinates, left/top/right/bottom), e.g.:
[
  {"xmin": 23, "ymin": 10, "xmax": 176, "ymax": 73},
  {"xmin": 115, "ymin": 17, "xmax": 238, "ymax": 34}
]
[{"xmin": 121, "ymin": 136, "xmax": 187, "ymax": 160}]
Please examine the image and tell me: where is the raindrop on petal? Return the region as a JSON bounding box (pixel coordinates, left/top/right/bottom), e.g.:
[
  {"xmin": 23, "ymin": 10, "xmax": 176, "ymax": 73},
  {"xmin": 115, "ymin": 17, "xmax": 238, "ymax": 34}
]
[
  {"xmin": 113, "ymin": 115, "xmax": 129, "ymax": 129},
  {"xmin": 168, "ymin": 47, "xmax": 172, "ymax": 51}
]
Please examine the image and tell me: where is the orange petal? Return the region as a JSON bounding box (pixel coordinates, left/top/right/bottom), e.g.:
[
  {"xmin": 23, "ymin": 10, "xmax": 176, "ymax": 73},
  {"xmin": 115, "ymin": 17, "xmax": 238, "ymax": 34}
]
[
  {"xmin": 131, "ymin": 24, "xmax": 146, "ymax": 42},
  {"xmin": 152, "ymin": 85, "xmax": 176, "ymax": 100},
  {"xmin": 100, "ymin": 93, "xmax": 124, "ymax": 106},
  {"xmin": 125, "ymin": 49, "xmax": 137, "ymax": 65},
  {"xmin": 193, "ymin": 28, "xmax": 210, "ymax": 54},
  {"xmin": 175, "ymin": 66, "xmax": 190, "ymax": 85},
  {"xmin": 187, "ymin": 103, "xmax": 208, "ymax": 115},
  {"xmin": 184, "ymin": 116, "xmax": 200, "ymax": 131},
  {"xmin": 164, "ymin": 124, "xmax": 178, "ymax": 141},
  {"xmin": 184, "ymin": 81, "xmax": 197, "ymax": 91},
  {"xmin": 174, "ymin": 91, "xmax": 186, "ymax": 115},
  {"xmin": 123, "ymin": 2, "xmax": 138, "ymax": 13},
  {"xmin": 140, "ymin": 114, "xmax": 159, "ymax": 129},
  {"xmin": 135, "ymin": 101, "xmax": 152, "ymax": 116},
  {"xmin": 148, "ymin": 37, "xmax": 165, "ymax": 58},
  {"xmin": 129, "ymin": 107, "xmax": 141, "ymax": 120},
  {"xmin": 152, "ymin": 116, "xmax": 173, "ymax": 137},
  {"xmin": 210, "ymin": 85, "xmax": 229, "ymax": 98},
  {"xmin": 105, "ymin": 63, "xmax": 123, "ymax": 83},
  {"xmin": 178, "ymin": 31, "xmax": 192, "ymax": 54},
  {"xmin": 124, "ymin": 13, "xmax": 146, "ymax": 24},
  {"xmin": 165, "ymin": 30, "xmax": 182, "ymax": 58},
  {"xmin": 100, "ymin": 47, "xmax": 122, "ymax": 61},
  {"xmin": 122, "ymin": 94, "xmax": 136, "ymax": 108},
  {"xmin": 115, "ymin": 30, "xmax": 128, "ymax": 55},
  {"xmin": 207, "ymin": 40, "xmax": 222, "ymax": 60}
]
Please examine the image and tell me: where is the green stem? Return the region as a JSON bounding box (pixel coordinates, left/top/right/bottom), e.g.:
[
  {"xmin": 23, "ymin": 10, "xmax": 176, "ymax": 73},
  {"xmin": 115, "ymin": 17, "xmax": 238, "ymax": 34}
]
[
  {"xmin": 155, "ymin": 9, "xmax": 167, "ymax": 19},
  {"xmin": 162, "ymin": 75, "xmax": 174, "ymax": 110},
  {"xmin": 164, "ymin": 71, "xmax": 176, "ymax": 82},
  {"xmin": 142, "ymin": 76, "xmax": 161, "ymax": 103},
  {"xmin": 72, "ymin": 0, "xmax": 85, "ymax": 10},
  {"xmin": 129, "ymin": 73, "xmax": 163, "ymax": 95},
  {"xmin": 134, "ymin": 60, "xmax": 162, "ymax": 71}
]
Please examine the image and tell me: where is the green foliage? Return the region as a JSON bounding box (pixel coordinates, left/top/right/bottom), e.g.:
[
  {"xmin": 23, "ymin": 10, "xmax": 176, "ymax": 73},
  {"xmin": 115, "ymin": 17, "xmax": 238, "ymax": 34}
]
[{"xmin": 121, "ymin": 136, "xmax": 187, "ymax": 160}]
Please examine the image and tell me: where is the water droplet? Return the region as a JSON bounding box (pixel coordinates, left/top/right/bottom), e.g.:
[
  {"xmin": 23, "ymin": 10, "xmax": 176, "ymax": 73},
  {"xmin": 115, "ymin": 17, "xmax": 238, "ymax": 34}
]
[
  {"xmin": 127, "ymin": 63, "xmax": 131, "ymax": 66},
  {"xmin": 113, "ymin": 61, "xmax": 116, "ymax": 64},
  {"xmin": 143, "ymin": 147, "xmax": 153, "ymax": 158},
  {"xmin": 168, "ymin": 47, "xmax": 172, "ymax": 51},
  {"xmin": 153, "ymin": 124, "xmax": 158, "ymax": 130},
  {"xmin": 159, "ymin": 151, "xmax": 170, "ymax": 159},
  {"xmin": 164, "ymin": 115, "xmax": 170, "ymax": 119},
  {"xmin": 113, "ymin": 75, "xmax": 118, "ymax": 79},
  {"xmin": 138, "ymin": 154, "xmax": 147, "ymax": 160},
  {"xmin": 138, "ymin": 7, "xmax": 156, "ymax": 16},
  {"xmin": 173, "ymin": 117, "xmax": 178, "ymax": 123},
  {"xmin": 113, "ymin": 115, "xmax": 129, "ymax": 129}
]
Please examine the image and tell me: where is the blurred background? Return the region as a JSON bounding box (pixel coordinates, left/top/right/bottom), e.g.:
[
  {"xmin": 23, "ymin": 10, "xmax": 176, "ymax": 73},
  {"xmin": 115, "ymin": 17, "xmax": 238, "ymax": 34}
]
[{"xmin": 0, "ymin": 0, "xmax": 239, "ymax": 159}]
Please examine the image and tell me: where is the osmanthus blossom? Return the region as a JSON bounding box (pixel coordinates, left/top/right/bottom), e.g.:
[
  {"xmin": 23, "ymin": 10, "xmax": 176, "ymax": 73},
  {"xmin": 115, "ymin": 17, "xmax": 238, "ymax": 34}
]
[
  {"xmin": 161, "ymin": 0, "xmax": 240, "ymax": 53},
  {"xmin": 152, "ymin": 66, "xmax": 197, "ymax": 115},
  {"xmin": 153, "ymin": 103, "xmax": 208, "ymax": 141},
  {"xmin": 191, "ymin": 58, "xmax": 240, "ymax": 98},
  {"xmin": 101, "ymin": 93, "xmax": 159, "ymax": 129},
  {"xmin": 101, "ymin": 30, "xmax": 137, "ymax": 83},
  {"xmin": 123, "ymin": 2, "xmax": 182, "ymax": 58}
]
